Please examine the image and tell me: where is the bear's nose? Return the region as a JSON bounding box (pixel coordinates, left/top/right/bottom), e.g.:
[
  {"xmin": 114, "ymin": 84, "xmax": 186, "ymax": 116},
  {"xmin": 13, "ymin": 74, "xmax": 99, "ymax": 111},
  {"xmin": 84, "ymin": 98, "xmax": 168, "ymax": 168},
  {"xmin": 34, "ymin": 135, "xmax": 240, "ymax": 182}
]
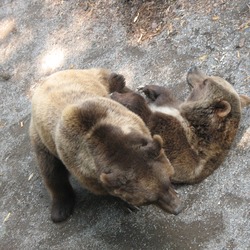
[
  {"xmin": 172, "ymin": 202, "xmax": 184, "ymax": 215},
  {"xmin": 188, "ymin": 65, "xmax": 199, "ymax": 74}
]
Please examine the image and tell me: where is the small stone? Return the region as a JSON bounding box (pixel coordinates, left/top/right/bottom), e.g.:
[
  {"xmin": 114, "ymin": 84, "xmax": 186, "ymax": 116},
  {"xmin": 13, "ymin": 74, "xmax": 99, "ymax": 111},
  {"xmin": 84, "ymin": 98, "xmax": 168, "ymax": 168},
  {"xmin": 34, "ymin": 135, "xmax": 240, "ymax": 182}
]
[
  {"xmin": 152, "ymin": 21, "xmax": 158, "ymax": 30},
  {"xmin": 0, "ymin": 72, "xmax": 12, "ymax": 81},
  {"xmin": 236, "ymin": 38, "xmax": 245, "ymax": 48}
]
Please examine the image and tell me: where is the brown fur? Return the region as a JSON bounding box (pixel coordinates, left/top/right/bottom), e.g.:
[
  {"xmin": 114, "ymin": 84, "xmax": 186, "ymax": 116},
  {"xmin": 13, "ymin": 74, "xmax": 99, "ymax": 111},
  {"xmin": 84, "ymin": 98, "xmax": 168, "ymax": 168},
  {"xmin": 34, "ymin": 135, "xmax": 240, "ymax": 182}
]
[
  {"xmin": 111, "ymin": 67, "xmax": 250, "ymax": 184},
  {"xmin": 29, "ymin": 68, "xmax": 183, "ymax": 222}
]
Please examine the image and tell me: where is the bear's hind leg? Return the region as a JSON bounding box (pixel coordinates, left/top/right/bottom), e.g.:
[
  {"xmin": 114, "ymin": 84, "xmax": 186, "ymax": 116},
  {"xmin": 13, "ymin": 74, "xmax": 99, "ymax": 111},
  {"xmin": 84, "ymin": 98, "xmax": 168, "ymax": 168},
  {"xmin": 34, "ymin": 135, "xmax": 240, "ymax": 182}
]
[{"xmin": 34, "ymin": 142, "xmax": 75, "ymax": 223}]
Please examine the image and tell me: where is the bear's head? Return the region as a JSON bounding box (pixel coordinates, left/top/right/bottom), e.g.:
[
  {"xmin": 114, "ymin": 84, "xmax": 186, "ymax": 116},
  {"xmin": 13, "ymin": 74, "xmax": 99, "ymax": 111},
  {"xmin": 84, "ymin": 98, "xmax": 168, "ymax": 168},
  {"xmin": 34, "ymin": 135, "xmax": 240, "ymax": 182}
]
[
  {"xmin": 92, "ymin": 125, "xmax": 183, "ymax": 215},
  {"xmin": 184, "ymin": 66, "xmax": 245, "ymax": 118},
  {"xmin": 180, "ymin": 67, "xmax": 249, "ymax": 140}
]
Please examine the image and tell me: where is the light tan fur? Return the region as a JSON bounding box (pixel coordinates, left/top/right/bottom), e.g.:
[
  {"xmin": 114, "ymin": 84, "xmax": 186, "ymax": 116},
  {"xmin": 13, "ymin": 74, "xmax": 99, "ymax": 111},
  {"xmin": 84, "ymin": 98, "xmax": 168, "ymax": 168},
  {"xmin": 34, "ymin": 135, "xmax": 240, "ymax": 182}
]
[{"xmin": 30, "ymin": 68, "xmax": 182, "ymax": 222}]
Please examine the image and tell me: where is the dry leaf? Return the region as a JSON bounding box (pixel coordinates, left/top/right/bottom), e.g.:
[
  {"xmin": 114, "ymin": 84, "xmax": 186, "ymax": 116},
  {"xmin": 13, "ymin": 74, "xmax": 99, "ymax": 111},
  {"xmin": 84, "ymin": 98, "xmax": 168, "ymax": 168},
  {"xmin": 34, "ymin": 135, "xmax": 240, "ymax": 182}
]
[
  {"xmin": 244, "ymin": 76, "xmax": 250, "ymax": 82},
  {"xmin": 180, "ymin": 20, "xmax": 186, "ymax": 27},
  {"xmin": 212, "ymin": 16, "xmax": 220, "ymax": 21},
  {"xmin": 165, "ymin": 6, "xmax": 171, "ymax": 15},
  {"xmin": 3, "ymin": 213, "xmax": 11, "ymax": 223},
  {"xmin": 199, "ymin": 54, "xmax": 208, "ymax": 62},
  {"xmin": 137, "ymin": 33, "xmax": 143, "ymax": 43},
  {"xmin": 28, "ymin": 173, "xmax": 34, "ymax": 181},
  {"xmin": 239, "ymin": 20, "xmax": 250, "ymax": 30},
  {"xmin": 220, "ymin": 55, "xmax": 225, "ymax": 62},
  {"xmin": 169, "ymin": 23, "xmax": 173, "ymax": 32},
  {"xmin": 134, "ymin": 13, "xmax": 140, "ymax": 23}
]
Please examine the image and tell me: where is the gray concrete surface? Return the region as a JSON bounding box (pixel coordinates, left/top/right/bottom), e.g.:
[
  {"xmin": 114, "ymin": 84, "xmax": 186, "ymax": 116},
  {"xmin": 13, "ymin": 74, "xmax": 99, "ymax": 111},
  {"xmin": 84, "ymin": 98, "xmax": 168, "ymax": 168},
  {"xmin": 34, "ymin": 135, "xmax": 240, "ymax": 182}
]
[{"xmin": 0, "ymin": 0, "xmax": 249, "ymax": 249}]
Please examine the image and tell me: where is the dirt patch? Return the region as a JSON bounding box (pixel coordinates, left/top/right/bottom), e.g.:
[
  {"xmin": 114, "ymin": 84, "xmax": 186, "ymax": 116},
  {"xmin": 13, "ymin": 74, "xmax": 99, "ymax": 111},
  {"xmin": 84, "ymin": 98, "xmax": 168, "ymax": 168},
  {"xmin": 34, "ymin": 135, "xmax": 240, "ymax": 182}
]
[
  {"xmin": 78, "ymin": 0, "xmax": 250, "ymax": 44},
  {"xmin": 120, "ymin": 0, "xmax": 179, "ymax": 42}
]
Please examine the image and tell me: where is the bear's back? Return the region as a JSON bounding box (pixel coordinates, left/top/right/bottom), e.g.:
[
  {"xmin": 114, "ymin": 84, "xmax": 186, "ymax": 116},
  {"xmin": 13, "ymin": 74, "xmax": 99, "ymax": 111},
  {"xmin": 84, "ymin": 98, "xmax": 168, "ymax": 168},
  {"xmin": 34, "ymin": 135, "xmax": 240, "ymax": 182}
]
[
  {"xmin": 32, "ymin": 69, "xmax": 111, "ymax": 113},
  {"xmin": 30, "ymin": 69, "xmax": 111, "ymax": 155},
  {"xmin": 30, "ymin": 68, "xmax": 151, "ymax": 158}
]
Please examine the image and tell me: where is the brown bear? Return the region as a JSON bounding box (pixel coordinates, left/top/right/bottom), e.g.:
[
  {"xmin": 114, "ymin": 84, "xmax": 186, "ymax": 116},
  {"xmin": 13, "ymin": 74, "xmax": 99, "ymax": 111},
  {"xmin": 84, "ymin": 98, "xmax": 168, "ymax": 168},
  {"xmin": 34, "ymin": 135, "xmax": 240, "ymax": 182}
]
[
  {"xmin": 111, "ymin": 67, "xmax": 250, "ymax": 184},
  {"xmin": 29, "ymin": 68, "xmax": 183, "ymax": 223}
]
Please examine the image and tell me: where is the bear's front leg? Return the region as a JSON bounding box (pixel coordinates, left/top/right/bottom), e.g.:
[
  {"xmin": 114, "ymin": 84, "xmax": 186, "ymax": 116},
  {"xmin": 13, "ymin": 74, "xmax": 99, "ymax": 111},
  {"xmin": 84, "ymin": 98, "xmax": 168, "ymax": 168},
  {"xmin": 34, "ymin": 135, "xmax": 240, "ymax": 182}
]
[
  {"xmin": 33, "ymin": 140, "xmax": 75, "ymax": 222},
  {"xmin": 139, "ymin": 85, "xmax": 180, "ymax": 107},
  {"xmin": 108, "ymin": 73, "xmax": 133, "ymax": 93}
]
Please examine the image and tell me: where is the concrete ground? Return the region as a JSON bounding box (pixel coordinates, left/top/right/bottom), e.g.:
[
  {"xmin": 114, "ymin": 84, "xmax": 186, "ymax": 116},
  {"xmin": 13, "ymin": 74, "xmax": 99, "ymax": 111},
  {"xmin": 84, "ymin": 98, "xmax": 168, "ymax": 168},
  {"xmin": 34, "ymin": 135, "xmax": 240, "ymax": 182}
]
[{"xmin": 0, "ymin": 0, "xmax": 249, "ymax": 249}]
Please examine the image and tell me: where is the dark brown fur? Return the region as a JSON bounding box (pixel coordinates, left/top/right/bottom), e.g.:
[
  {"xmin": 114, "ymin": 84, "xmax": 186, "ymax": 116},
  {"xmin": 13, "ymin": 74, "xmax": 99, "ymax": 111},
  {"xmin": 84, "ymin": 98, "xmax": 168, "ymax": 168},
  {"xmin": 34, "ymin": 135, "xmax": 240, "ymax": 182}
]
[
  {"xmin": 30, "ymin": 68, "xmax": 182, "ymax": 222},
  {"xmin": 111, "ymin": 67, "xmax": 250, "ymax": 184}
]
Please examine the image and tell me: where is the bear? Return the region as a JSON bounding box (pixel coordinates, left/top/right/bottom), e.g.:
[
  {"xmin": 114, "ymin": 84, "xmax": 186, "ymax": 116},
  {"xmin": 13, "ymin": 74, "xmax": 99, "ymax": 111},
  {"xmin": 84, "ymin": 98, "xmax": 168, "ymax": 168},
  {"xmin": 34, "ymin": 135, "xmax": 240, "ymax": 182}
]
[
  {"xmin": 29, "ymin": 68, "xmax": 183, "ymax": 223},
  {"xmin": 110, "ymin": 66, "xmax": 250, "ymax": 184}
]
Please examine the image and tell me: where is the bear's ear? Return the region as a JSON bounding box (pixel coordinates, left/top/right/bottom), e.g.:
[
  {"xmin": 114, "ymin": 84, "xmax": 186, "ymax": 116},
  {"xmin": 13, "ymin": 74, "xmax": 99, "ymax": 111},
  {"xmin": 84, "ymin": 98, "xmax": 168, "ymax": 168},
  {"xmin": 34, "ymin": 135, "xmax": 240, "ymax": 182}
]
[
  {"xmin": 239, "ymin": 94, "xmax": 250, "ymax": 109},
  {"xmin": 100, "ymin": 171, "xmax": 127, "ymax": 188},
  {"xmin": 126, "ymin": 132, "xmax": 149, "ymax": 149},
  {"xmin": 186, "ymin": 66, "xmax": 207, "ymax": 88},
  {"xmin": 76, "ymin": 101, "xmax": 107, "ymax": 131},
  {"xmin": 141, "ymin": 135, "xmax": 163, "ymax": 159},
  {"xmin": 214, "ymin": 100, "xmax": 231, "ymax": 117}
]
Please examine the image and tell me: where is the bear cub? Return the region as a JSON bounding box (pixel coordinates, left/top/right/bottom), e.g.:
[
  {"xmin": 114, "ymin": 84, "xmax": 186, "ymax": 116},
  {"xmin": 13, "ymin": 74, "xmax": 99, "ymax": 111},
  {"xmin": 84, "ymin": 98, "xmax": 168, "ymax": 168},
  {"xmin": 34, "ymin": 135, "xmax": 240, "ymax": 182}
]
[{"xmin": 111, "ymin": 67, "xmax": 250, "ymax": 184}]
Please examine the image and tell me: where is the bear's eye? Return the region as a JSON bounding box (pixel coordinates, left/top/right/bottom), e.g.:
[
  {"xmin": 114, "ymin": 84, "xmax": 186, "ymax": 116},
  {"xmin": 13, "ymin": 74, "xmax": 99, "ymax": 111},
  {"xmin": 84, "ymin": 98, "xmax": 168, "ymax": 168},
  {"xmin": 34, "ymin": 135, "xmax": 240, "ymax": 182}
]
[
  {"xmin": 203, "ymin": 79, "xmax": 208, "ymax": 86},
  {"xmin": 104, "ymin": 167, "xmax": 112, "ymax": 174},
  {"xmin": 117, "ymin": 176, "xmax": 128, "ymax": 186}
]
